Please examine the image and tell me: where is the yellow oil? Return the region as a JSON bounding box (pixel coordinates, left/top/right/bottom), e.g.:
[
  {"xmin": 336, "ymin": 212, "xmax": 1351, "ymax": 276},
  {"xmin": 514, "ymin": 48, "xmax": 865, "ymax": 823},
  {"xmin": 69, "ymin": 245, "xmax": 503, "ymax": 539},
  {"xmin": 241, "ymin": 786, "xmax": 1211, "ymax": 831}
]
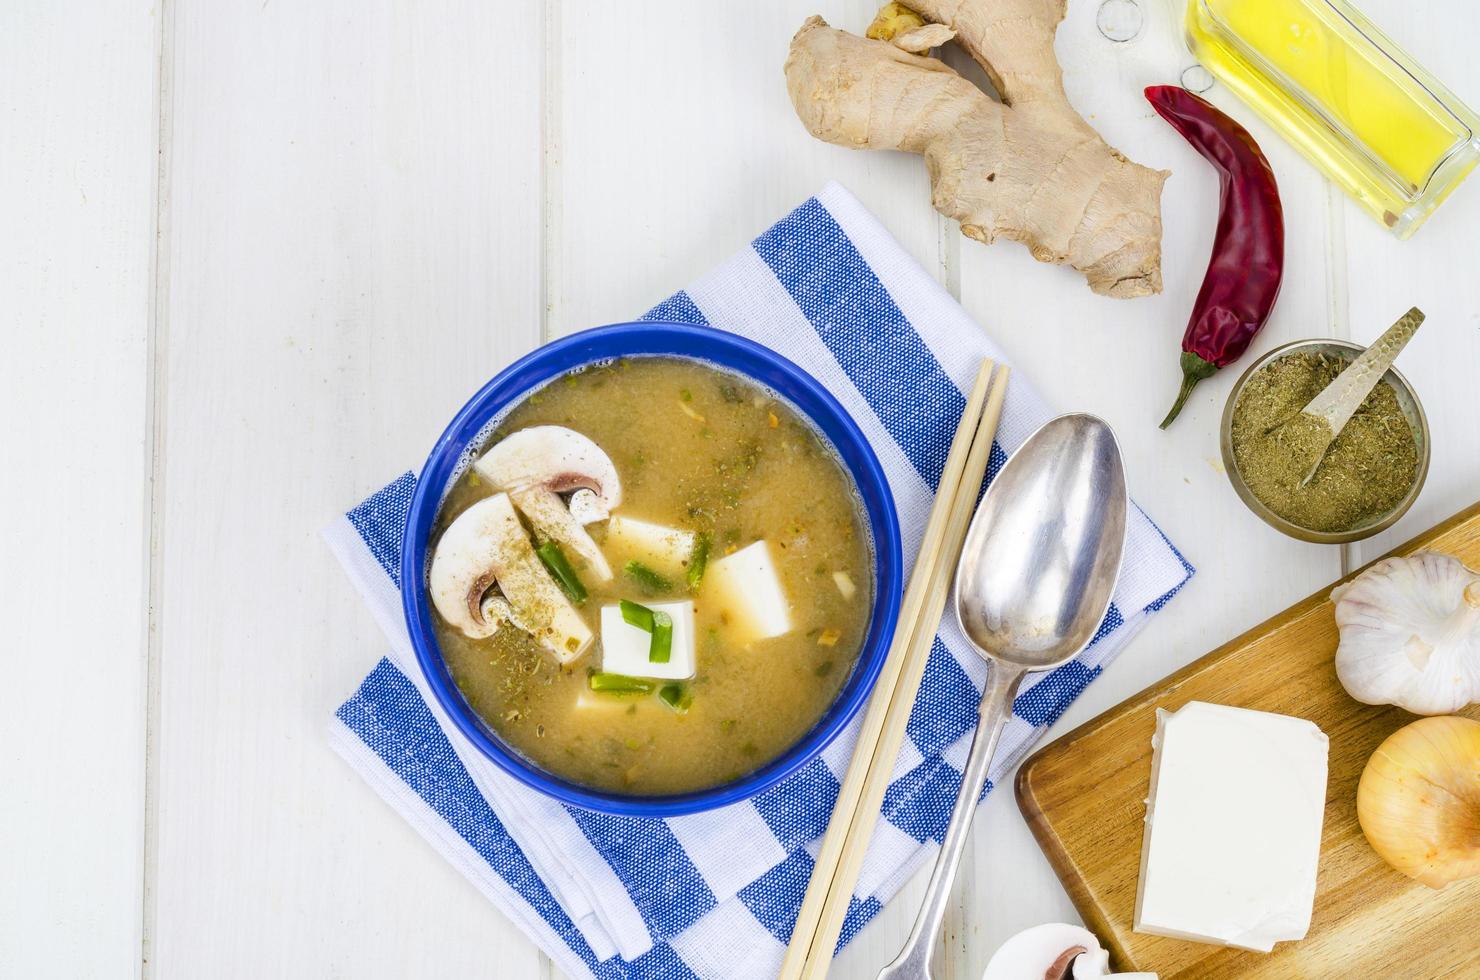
[{"xmin": 1186, "ymin": 0, "xmax": 1480, "ymax": 236}]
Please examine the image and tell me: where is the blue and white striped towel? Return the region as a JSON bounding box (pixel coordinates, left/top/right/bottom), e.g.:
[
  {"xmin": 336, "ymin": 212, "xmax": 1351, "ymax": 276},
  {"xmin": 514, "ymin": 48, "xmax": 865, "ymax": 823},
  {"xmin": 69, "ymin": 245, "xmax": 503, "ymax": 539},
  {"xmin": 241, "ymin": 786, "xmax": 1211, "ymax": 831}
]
[{"xmin": 324, "ymin": 183, "xmax": 1193, "ymax": 979}]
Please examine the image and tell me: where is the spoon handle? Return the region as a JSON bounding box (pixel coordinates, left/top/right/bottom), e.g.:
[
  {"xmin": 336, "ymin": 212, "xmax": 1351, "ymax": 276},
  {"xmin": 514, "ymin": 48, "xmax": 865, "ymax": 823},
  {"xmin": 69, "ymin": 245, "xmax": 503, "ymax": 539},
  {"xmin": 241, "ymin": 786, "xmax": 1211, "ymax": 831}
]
[
  {"xmin": 1302, "ymin": 306, "xmax": 1424, "ymax": 435},
  {"xmin": 878, "ymin": 664, "xmax": 1027, "ymax": 980}
]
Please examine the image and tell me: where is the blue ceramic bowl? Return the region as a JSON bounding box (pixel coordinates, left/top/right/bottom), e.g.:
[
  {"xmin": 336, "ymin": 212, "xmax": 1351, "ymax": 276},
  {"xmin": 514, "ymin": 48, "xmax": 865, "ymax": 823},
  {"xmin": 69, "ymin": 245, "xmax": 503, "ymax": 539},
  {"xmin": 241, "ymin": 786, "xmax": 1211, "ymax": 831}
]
[{"xmin": 401, "ymin": 322, "xmax": 902, "ymax": 816}]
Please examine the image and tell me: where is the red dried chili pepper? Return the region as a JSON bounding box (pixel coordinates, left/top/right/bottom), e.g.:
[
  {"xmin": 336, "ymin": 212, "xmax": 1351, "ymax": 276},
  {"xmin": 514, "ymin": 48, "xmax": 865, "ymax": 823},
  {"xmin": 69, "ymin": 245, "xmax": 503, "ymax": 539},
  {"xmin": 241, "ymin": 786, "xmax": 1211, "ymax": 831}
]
[{"xmin": 1147, "ymin": 85, "xmax": 1284, "ymax": 429}]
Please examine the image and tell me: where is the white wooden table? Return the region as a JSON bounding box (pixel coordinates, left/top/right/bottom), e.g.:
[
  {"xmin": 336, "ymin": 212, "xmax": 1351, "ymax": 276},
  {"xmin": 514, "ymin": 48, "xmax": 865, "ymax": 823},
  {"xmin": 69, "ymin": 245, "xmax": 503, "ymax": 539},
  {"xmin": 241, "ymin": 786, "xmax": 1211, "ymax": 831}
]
[{"xmin": 7, "ymin": 1, "xmax": 1479, "ymax": 976}]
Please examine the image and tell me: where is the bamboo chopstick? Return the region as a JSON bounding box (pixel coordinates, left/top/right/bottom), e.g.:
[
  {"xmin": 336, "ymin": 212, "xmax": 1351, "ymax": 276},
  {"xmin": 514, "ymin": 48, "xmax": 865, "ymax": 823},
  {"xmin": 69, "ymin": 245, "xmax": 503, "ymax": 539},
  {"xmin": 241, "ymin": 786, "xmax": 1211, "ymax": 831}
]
[
  {"xmin": 800, "ymin": 365, "xmax": 1009, "ymax": 977},
  {"xmin": 778, "ymin": 360, "xmax": 1010, "ymax": 980}
]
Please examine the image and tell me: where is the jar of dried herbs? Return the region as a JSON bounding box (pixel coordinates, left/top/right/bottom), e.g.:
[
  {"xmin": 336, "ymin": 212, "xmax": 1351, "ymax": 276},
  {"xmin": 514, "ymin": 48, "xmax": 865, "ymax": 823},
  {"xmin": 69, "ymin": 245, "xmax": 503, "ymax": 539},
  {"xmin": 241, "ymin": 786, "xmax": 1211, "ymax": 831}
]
[{"xmin": 1228, "ymin": 349, "xmax": 1420, "ymax": 534}]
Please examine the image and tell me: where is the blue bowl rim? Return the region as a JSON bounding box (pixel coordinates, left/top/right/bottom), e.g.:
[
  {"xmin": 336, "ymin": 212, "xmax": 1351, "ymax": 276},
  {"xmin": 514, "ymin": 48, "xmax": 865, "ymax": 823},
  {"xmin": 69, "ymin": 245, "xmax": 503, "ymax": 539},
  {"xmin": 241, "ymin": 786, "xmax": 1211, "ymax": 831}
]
[{"xmin": 400, "ymin": 321, "xmax": 902, "ymax": 817}]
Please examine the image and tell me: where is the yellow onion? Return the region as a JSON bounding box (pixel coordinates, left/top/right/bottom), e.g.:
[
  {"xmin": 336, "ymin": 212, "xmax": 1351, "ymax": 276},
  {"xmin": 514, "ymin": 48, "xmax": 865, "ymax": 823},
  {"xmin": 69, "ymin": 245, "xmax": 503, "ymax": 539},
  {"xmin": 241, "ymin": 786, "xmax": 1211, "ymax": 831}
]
[{"xmin": 1357, "ymin": 715, "xmax": 1480, "ymax": 888}]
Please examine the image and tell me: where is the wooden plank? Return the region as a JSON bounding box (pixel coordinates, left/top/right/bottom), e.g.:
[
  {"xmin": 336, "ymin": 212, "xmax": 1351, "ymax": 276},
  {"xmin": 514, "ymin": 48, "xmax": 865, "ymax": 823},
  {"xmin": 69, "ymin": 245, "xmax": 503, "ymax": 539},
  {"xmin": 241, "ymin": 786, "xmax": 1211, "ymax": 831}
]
[
  {"xmin": 950, "ymin": 0, "xmax": 1346, "ymax": 615},
  {"xmin": 550, "ymin": 3, "xmax": 1343, "ymax": 974},
  {"xmin": 0, "ymin": 3, "xmax": 158, "ymax": 976},
  {"xmin": 130, "ymin": 0, "xmax": 1480, "ymax": 977},
  {"xmin": 1331, "ymin": 0, "xmax": 1480, "ymax": 567},
  {"xmin": 1017, "ymin": 502, "xmax": 1480, "ymax": 978},
  {"xmin": 149, "ymin": 1, "xmax": 546, "ymax": 975},
  {"xmin": 943, "ymin": 5, "xmax": 1349, "ymax": 975},
  {"xmin": 548, "ymin": 0, "xmax": 943, "ymax": 338},
  {"xmin": 552, "ymin": 4, "xmax": 944, "ymax": 974}
]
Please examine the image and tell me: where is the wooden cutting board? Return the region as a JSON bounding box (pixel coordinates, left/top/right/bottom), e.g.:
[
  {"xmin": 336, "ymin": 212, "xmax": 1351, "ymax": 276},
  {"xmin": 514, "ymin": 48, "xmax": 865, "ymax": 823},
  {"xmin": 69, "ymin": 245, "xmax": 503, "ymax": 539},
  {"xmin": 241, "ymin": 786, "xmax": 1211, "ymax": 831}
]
[{"xmin": 1015, "ymin": 502, "xmax": 1480, "ymax": 979}]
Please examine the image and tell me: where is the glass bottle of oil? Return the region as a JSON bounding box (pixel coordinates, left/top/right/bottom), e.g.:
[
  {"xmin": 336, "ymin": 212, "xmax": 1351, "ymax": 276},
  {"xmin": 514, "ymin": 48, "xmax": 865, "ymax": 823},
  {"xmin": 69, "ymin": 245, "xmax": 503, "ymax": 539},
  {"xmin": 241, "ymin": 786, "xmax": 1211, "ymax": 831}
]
[{"xmin": 1185, "ymin": 0, "xmax": 1480, "ymax": 237}]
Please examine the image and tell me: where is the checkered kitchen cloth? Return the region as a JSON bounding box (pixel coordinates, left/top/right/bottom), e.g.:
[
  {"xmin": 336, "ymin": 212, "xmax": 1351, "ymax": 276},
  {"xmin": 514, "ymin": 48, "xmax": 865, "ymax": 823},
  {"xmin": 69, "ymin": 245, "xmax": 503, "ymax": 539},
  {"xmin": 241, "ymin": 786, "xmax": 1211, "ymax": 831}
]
[{"xmin": 324, "ymin": 183, "xmax": 1193, "ymax": 979}]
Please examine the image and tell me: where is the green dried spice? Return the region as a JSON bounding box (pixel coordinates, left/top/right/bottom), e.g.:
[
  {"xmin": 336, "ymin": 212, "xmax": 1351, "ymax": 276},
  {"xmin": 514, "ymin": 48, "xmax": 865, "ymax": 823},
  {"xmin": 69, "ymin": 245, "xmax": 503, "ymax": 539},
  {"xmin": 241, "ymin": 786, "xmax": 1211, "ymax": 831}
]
[{"xmin": 1230, "ymin": 351, "xmax": 1418, "ymax": 533}]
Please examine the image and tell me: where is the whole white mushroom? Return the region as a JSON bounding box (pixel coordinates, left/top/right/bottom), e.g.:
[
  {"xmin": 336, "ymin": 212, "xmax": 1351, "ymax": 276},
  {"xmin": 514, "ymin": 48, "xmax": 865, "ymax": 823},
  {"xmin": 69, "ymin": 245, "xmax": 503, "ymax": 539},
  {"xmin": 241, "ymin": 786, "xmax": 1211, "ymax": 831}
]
[{"xmin": 982, "ymin": 923, "xmax": 1156, "ymax": 980}]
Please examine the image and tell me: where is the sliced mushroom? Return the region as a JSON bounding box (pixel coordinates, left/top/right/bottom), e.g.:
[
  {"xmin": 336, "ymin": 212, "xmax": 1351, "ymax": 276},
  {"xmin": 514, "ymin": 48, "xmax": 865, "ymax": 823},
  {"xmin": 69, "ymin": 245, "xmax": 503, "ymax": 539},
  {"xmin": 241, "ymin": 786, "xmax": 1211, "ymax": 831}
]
[
  {"xmin": 983, "ymin": 923, "xmax": 1158, "ymax": 980},
  {"xmin": 428, "ymin": 492, "xmax": 592, "ymax": 664},
  {"xmin": 474, "ymin": 426, "xmax": 621, "ymax": 582},
  {"xmin": 568, "ymin": 489, "xmax": 608, "ymax": 525}
]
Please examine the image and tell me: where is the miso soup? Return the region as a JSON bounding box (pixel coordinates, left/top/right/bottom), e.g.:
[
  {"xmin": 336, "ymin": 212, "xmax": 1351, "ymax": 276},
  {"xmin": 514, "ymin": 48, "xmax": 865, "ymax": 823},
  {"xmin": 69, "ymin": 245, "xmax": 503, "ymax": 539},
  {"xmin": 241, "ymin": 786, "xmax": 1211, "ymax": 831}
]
[{"xmin": 427, "ymin": 356, "xmax": 875, "ymax": 796}]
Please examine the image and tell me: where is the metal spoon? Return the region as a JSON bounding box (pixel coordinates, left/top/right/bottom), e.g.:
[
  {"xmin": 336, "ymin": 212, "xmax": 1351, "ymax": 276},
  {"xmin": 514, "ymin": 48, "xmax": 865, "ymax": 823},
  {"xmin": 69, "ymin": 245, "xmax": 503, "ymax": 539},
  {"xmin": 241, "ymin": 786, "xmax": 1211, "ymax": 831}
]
[
  {"xmin": 878, "ymin": 414, "xmax": 1128, "ymax": 980},
  {"xmin": 1268, "ymin": 306, "xmax": 1424, "ymax": 486}
]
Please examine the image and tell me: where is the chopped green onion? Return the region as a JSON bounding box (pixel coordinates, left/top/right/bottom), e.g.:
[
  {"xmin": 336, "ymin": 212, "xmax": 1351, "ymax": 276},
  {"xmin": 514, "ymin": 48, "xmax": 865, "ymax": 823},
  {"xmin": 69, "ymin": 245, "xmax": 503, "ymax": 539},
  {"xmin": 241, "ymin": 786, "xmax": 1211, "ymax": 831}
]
[
  {"xmin": 620, "ymin": 598, "xmax": 655, "ymax": 632},
  {"xmin": 686, "ymin": 533, "xmax": 710, "ymax": 590},
  {"xmin": 650, "ymin": 611, "xmax": 673, "ymax": 663},
  {"xmin": 588, "ymin": 672, "xmax": 656, "ymax": 694},
  {"xmin": 536, "ymin": 540, "xmax": 587, "ymax": 604},
  {"xmin": 623, "ymin": 560, "xmax": 672, "ymax": 594},
  {"xmin": 658, "ymin": 683, "xmax": 693, "ymax": 715},
  {"xmin": 620, "ymin": 599, "xmax": 671, "ymax": 663},
  {"xmin": 620, "ymin": 599, "xmax": 673, "ymax": 663}
]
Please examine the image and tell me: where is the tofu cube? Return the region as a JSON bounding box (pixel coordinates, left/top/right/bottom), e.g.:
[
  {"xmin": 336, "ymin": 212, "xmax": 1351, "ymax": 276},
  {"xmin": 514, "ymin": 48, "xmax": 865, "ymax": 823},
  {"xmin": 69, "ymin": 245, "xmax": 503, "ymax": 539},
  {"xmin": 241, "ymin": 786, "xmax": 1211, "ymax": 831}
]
[
  {"xmin": 1134, "ymin": 701, "xmax": 1329, "ymax": 953},
  {"xmin": 832, "ymin": 570, "xmax": 857, "ymax": 600},
  {"xmin": 603, "ymin": 515, "xmax": 696, "ymax": 577},
  {"xmin": 704, "ymin": 541, "xmax": 792, "ymax": 643},
  {"xmin": 599, "ymin": 600, "xmax": 695, "ymax": 680}
]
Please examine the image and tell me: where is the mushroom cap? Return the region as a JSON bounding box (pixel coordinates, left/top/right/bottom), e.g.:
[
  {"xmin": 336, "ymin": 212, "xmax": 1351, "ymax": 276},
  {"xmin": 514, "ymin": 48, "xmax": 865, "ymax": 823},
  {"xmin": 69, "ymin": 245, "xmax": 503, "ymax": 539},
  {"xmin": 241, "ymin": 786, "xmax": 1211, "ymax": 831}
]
[
  {"xmin": 475, "ymin": 426, "xmax": 621, "ymax": 582},
  {"xmin": 475, "ymin": 426, "xmax": 621, "ymax": 519},
  {"xmin": 429, "ymin": 495, "xmax": 511, "ymax": 638},
  {"xmin": 428, "ymin": 492, "xmax": 593, "ymax": 662},
  {"xmin": 982, "ymin": 923, "xmax": 1154, "ymax": 980}
]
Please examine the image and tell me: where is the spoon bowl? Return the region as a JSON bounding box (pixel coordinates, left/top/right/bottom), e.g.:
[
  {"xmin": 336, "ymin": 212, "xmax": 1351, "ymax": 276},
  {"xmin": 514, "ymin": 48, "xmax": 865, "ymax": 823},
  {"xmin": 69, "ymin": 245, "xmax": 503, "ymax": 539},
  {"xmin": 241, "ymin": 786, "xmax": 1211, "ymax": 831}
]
[
  {"xmin": 955, "ymin": 413, "xmax": 1128, "ymax": 670},
  {"xmin": 880, "ymin": 413, "xmax": 1128, "ymax": 980}
]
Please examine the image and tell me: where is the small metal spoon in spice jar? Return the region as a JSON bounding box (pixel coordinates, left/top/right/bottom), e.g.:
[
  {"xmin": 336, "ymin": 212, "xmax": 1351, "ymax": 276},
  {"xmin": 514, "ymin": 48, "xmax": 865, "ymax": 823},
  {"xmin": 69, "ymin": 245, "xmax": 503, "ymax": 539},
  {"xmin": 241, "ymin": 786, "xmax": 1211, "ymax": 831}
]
[
  {"xmin": 1273, "ymin": 307, "xmax": 1424, "ymax": 485},
  {"xmin": 1222, "ymin": 318, "xmax": 1430, "ymax": 543}
]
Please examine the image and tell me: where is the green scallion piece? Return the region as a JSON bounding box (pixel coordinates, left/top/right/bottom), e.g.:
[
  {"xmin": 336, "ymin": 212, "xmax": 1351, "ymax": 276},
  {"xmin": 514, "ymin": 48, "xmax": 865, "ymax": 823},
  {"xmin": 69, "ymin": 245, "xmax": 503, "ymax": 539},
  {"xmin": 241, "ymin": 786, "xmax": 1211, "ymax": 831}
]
[
  {"xmin": 588, "ymin": 672, "xmax": 656, "ymax": 694},
  {"xmin": 658, "ymin": 683, "xmax": 692, "ymax": 715},
  {"xmin": 650, "ymin": 611, "xmax": 673, "ymax": 663},
  {"xmin": 686, "ymin": 533, "xmax": 710, "ymax": 591},
  {"xmin": 619, "ymin": 599, "xmax": 672, "ymax": 663},
  {"xmin": 623, "ymin": 559, "xmax": 672, "ymax": 594},
  {"xmin": 536, "ymin": 540, "xmax": 587, "ymax": 604},
  {"xmin": 619, "ymin": 598, "xmax": 655, "ymax": 632}
]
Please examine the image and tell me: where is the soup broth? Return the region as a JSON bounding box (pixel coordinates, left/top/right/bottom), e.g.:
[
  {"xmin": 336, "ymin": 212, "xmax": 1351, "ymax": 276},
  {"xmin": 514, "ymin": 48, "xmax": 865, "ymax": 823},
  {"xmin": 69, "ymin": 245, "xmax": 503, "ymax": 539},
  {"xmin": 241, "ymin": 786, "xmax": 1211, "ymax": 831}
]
[{"xmin": 430, "ymin": 356, "xmax": 874, "ymax": 796}]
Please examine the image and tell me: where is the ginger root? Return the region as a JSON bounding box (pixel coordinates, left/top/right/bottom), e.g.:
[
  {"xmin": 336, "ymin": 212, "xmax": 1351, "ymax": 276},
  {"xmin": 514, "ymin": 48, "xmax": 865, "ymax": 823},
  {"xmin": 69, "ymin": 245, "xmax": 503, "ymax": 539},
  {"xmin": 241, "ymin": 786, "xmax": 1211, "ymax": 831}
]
[
  {"xmin": 865, "ymin": 2, "xmax": 926, "ymax": 40},
  {"xmin": 785, "ymin": 2, "xmax": 1168, "ymax": 298}
]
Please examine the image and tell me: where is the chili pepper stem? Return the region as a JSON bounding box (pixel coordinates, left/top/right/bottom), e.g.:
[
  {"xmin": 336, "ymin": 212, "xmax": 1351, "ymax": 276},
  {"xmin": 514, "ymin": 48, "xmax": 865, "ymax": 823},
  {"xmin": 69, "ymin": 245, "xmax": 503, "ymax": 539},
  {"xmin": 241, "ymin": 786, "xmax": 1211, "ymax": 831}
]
[{"xmin": 1160, "ymin": 352, "xmax": 1221, "ymax": 429}]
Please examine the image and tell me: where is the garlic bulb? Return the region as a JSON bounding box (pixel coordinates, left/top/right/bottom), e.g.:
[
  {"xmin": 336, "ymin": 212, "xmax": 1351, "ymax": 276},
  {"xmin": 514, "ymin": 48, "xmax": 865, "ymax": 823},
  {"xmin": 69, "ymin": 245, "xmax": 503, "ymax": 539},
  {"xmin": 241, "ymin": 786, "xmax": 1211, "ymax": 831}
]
[
  {"xmin": 1357, "ymin": 715, "xmax": 1480, "ymax": 888},
  {"xmin": 1332, "ymin": 551, "xmax": 1480, "ymax": 715}
]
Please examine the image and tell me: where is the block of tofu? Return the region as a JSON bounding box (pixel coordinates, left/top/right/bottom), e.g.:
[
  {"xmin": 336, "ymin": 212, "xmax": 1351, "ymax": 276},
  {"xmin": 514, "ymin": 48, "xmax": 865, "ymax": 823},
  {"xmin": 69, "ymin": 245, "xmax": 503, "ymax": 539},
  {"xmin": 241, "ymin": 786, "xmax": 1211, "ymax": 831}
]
[
  {"xmin": 704, "ymin": 540, "xmax": 792, "ymax": 643},
  {"xmin": 598, "ymin": 600, "xmax": 695, "ymax": 680},
  {"xmin": 1134, "ymin": 701, "xmax": 1329, "ymax": 953},
  {"xmin": 603, "ymin": 515, "xmax": 696, "ymax": 577}
]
